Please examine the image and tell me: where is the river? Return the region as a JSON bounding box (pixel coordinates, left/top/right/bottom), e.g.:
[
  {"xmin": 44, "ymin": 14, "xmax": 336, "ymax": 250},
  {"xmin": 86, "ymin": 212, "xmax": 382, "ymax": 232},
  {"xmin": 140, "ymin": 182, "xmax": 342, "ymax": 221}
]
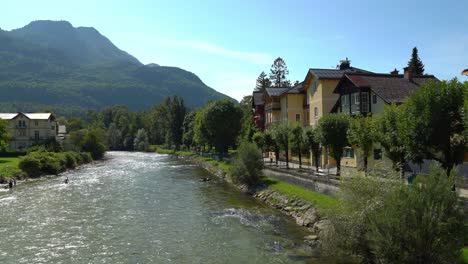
[{"xmin": 0, "ymin": 152, "xmax": 329, "ymax": 263}]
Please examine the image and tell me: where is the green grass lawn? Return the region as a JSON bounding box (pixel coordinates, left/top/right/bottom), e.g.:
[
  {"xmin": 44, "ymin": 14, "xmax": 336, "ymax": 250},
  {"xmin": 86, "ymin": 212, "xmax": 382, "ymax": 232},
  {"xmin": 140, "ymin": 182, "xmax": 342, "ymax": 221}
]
[
  {"xmin": 261, "ymin": 177, "xmax": 338, "ymax": 211},
  {"xmin": 0, "ymin": 157, "xmax": 22, "ymax": 178}
]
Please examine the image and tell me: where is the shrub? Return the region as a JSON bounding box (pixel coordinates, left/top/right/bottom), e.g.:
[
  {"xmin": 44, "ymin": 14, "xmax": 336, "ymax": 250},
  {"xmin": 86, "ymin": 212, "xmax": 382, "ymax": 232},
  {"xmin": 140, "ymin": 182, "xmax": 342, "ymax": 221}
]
[
  {"xmin": 19, "ymin": 155, "xmax": 42, "ymax": 177},
  {"xmin": 231, "ymin": 141, "xmax": 263, "ymax": 186},
  {"xmin": 322, "ymin": 167, "xmax": 465, "ymax": 263},
  {"xmin": 64, "ymin": 152, "xmax": 78, "ymax": 168},
  {"xmin": 80, "ymin": 152, "xmax": 93, "ymax": 163}
]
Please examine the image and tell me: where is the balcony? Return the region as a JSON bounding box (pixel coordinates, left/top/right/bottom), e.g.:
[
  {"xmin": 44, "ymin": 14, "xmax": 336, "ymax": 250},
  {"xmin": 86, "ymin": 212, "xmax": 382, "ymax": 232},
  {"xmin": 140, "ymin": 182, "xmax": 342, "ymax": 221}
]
[
  {"xmin": 265, "ymin": 102, "xmax": 281, "ymax": 111},
  {"xmin": 15, "ymin": 125, "xmax": 27, "ymax": 129}
]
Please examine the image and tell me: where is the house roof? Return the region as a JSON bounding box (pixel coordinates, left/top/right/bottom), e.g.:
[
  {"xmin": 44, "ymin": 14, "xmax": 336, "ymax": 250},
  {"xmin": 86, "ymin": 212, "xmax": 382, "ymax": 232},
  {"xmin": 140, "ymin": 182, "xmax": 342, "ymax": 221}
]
[
  {"xmin": 265, "ymin": 87, "xmax": 289, "ymax": 97},
  {"xmin": 0, "ymin": 113, "xmax": 53, "ymax": 120},
  {"xmin": 308, "ymin": 67, "xmax": 371, "ymax": 80},
  {"xmin": 252, "ymin": 91, "xmax": 264, "ymax": 106},
  {"xmin": 336, "ymin": 73, "xmax": 437, "ymax": 103}
]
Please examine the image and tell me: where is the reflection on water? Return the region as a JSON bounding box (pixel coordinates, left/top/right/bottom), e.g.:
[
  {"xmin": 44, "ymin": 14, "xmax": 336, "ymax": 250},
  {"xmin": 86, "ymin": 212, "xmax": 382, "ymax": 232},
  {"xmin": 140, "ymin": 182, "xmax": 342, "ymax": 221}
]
[{"xmin": 0, "ymin": 152, "xmax": 328, "ymax": 263}]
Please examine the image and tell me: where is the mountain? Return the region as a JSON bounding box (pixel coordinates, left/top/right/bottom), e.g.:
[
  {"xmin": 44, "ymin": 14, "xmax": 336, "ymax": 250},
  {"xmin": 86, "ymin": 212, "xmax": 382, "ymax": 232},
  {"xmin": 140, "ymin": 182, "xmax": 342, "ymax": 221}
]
[{"xmin": 0, "ymin": 20, "xmax": 234, "ymax": 116}]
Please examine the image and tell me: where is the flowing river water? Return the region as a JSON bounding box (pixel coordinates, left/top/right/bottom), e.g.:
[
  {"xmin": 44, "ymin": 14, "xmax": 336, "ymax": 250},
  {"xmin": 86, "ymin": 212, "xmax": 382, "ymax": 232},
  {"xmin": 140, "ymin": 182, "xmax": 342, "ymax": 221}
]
[{"xmin": 0, "ymin": 152, "xmax": 331, "ymax": 263}]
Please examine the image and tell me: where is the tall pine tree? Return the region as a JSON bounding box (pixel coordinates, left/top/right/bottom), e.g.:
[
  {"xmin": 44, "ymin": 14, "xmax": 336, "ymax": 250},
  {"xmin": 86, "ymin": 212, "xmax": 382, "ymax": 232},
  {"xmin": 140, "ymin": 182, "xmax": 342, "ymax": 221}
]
[
  {"xmin": 407, "ymin": 47, "xmax": 425, "ymax": 75},
  {"xmin": 255, "ymin": 71, "xmax": 271, "ymax": 92},
  {"xmin": 269, "ymin": 57, "xmax": 290, "ymax": 87}
]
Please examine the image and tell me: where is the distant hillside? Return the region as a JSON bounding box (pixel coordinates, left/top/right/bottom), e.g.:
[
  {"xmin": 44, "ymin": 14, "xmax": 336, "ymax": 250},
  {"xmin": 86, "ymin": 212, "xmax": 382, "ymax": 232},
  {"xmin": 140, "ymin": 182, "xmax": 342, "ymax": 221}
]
[{"xmin": 0, "ymin": 20, "xmax": 234, "ymax": 115}]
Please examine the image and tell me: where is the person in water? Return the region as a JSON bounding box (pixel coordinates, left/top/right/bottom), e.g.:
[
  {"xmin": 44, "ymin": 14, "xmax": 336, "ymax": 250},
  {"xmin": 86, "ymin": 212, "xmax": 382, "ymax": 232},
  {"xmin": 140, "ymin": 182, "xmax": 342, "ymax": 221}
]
[
  {"xmin": 8, "ymin": 180, "xmax": 13, "ymax": 189},
  {"xmin": 64, "ymin": 177, "xmax": 69, "ymax": 184}
]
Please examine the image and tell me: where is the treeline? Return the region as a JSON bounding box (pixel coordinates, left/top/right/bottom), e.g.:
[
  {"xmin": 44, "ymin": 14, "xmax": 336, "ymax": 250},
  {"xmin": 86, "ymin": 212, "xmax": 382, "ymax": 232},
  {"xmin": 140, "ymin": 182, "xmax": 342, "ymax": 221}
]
[
  {"xmin": 252, "ymin": 79, "xmax": 468, "ymax": 176},
  {"xmin": 59, "ymin": 95, "xmax": 255, "ymax": 155}
]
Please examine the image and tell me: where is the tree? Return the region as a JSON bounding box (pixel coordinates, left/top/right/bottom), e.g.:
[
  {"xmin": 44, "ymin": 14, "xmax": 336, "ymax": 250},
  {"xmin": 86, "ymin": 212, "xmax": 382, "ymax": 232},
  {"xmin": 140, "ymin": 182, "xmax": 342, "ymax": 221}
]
[
  {"xmin": 255, "ymin": 71, "xmax": 271, "ymax": 92},
  {"xmin": 263, "ymin": 129, "xmax": 278, "ymax": 164},
  {"xmin": 318, "ymin": 113, "xmax": 350, "ymax": 176},
  {"xmin": 374, "ymin": 104, "xmax": 408, "ymax": 177},
  {"xmin": 290, "ymin": 123, "xmax": 305, "ymax": 168},
  {"xmin": 193, "ymin": 109, "xmax": 209, "ymax": 150},
  {"xmin": 203, "ymin": 100, "xmax": 243, "ymax": 154},
  {"xmin": 270, "ymin": 123, "xmax": 291, "ymax": 168},
  {"xmin": 304, "ymin": 126, "xmax": 321, "ymax": 172},
  {"xmin": 182, "ymin": 111, "xmax": 196, "ymax": 149},
  {"xmin": 238, "ymin": 95, "xmax": 256, "ymax": 143},
  {"xmin": 166, "ymin": 96, "xmax": 186, "ymax": 150},
  {"xmin": 269, "ymin": 57, "xmax": 290, "ymax": 87},
  {"xmin": 231, "ymin": 141, "xmax": 263, "ymax": 186},
  {"xmin": 81, "ymin": 129, "xmax": 107, "ymax": 160},
  {"xmin": 405, "ymin": 79, "xmax": 466, "ymax": 175},
  {"xmin": 133, "ymin": 128, "xmax": 149, "ymax": 151},
  {"xmin": 107, "ymin": 122, "xmax": 122, "ymax": 150},
  {"xmin": 0, "ymin": 119, "xmax": 11, "ymax": 151},
  {"xmin": 252, "ymin": 131, "xmax": 265, "ymax": 157},
  {"xmin": 347, "ymin": 115, "xmax": 375, "ymax": 173},
  {"xmin": 407, "ymin": 47, "xmax": 425, "ymax": 75}
]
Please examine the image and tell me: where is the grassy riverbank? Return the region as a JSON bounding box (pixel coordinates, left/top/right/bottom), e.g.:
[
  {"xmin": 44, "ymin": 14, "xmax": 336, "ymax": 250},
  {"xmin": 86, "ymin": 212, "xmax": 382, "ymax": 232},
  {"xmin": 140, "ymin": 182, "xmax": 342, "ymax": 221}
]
[
  {"xmin": 0, "ymin": 157, "xmax": 23, "ymax": 178},
  {"xmin": 150, "ymin": 146, "xmax": 337, "ymax": 211}
]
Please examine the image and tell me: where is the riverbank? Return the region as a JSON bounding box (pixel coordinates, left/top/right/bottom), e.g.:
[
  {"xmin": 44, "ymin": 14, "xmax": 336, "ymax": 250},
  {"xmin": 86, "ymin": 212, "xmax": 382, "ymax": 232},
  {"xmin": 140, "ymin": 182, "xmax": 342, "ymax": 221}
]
[{"xmin": 150, "ymin": 147, "xmax": 337, "ymax": 242}]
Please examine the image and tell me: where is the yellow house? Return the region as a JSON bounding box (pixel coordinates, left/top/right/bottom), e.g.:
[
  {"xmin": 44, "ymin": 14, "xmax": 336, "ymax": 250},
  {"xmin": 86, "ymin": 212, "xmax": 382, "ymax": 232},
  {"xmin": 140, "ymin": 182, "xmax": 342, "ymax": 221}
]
[
  {"xmin": 332, "ymin": 68, "xmax": 438, "ymax": 170},
  {"xmin": 0, "ymin": 112, "xmax": 58, "ymax": 150},
  {"xmin": 278, "ymin": 82, "xmax": 307, "ymax": 125},
  {"xmin": 299, "ymin": 59, "xmax": 371, "ymax": 168},
  {"xmin": 264, "ymin": 87, "xmax": 289, "ymax": 127}
]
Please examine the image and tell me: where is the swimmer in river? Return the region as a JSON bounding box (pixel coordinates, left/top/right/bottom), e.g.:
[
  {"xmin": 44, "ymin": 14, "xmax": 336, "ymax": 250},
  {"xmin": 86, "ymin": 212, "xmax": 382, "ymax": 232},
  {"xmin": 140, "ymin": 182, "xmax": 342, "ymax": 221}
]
[
  {"xmin": 8, "ymin": 180, "xmax": 13, "ymax": 189},
  {"xmin": 64, "ymin": 177, "xmax": 69, "ymax": 184}
]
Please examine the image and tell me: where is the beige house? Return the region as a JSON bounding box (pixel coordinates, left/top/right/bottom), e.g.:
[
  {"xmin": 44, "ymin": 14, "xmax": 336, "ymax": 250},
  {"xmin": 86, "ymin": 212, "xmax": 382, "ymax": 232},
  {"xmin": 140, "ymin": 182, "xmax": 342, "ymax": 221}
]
[{"xmin": 0, "ymin": 113, "xmax": 57, "ymax": 150}]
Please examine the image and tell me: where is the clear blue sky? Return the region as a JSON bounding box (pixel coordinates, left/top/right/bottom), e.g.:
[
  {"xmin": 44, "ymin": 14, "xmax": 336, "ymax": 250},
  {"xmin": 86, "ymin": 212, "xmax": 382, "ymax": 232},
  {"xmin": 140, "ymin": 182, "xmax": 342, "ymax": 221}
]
[{"xmin": 2, "ymin": 0, "xmax": 467, "ymax": 101}]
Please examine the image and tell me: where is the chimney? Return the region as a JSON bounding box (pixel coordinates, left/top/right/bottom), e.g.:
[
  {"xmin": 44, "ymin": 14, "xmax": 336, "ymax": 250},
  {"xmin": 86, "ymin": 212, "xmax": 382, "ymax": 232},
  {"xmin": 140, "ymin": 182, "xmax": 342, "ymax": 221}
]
[
  {"xmin": 403, "ymin": 67, "xmax": 412, "ymax": 80},
  {"xmin": 390, "ymin": 68, "xmax": 399, "ymax": 75},
  {"xmin": 339, "ymin": 57, "xmax": 351, "ymax": 70}
]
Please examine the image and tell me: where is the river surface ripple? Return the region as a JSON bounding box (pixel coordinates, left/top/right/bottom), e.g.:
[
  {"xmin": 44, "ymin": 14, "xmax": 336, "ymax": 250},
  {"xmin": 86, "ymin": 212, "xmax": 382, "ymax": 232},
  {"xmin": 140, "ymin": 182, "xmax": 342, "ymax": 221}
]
[{"xmin": 0, "ymin": 152, "xmax": 328, "ymax": 263}]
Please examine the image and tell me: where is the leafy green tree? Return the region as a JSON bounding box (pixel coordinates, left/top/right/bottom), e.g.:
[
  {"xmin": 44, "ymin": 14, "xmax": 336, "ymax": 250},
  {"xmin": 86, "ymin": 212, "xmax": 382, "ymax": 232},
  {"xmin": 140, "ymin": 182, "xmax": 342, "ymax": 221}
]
[
  {"xmin": 252, "ymin": 131, "xmax": 265, "ymax": 153},
  {"xmin": 317, "ymin": 113, "xmax": 350, "ymax": 176},
  {"xmin": 290, "ymin": 123, "xmax": 305, "ymax": 168},
  {"xmin": 269, "ymin": 57, "xmax": 290, "ymax": 87},
  {"xmin": 238, "ymin": 95, "xmax": 256, "ymax": 143},
  {"xmin": 407, "ymin": 47, "xmax": 425, "ymax": 75},
  {"xmin": 0, "ymin": 119, "xmax": 11, "ymax": 151},
  {"xmin": 165, "ymin": 96, "xmax": 186, "ymax": 149},
  {"xmin": 263, "ymin": 129, "xmax": 278, "ymax": 164},
  {"xmin": 304, "ymin": 126, "xmax": 321, "ymax": 172},
  {"xmin": 368, "ymin": 167, "xmax": 465, "ymax": 263},
  {"xmin": 374, "ymin": 104, "xmax": 408, "ymax": 177},
  {"xmin": 254, "ymin": 71, "xmax": 271, "ymax": 92},
  {"xmin": 203, "ymin": 100, "xmax": 243, "ymax": 154},
  {"xmin": 193, "ymin": 109, "xmax": 209, "ymax": 150},
  {"xmin": 107, "ymin": 122, "xmax": 122, "ymax": 150},
  {"xmin": 347, "ymin": 115, "xmax": 375, "ymax": 173},
  {"xmin": 231, "ymin": 141, "xmax": 264, "ymax": 186},
  {"xmin": 405, "ymin": 79, "xmax": 466, "ymax": 175},
  {"xmin": 81, "ymin": 129, "xmax": 107, "ymax": 160},
  {"xmin": 66, "ymin": 117, "xmax": 85, "ymax": 132},
  {"xmin": 133, "ymin": 128, "xmax": 149, "ymax": 151},
  {"xmin": 182, "ymin": 111, "xmax": 196, "ymax": 149},
  {"xmin": 270, "ymin": 123, "xmax": 291, "ymax": 168}
]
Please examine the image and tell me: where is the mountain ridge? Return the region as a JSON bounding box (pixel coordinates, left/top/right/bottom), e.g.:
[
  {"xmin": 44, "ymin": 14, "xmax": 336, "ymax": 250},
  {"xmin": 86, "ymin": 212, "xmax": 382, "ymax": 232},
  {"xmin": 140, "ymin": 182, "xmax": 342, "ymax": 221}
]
[{"xmin": 0, "ymin": 20, "xmax": 234, "ymax": 115}]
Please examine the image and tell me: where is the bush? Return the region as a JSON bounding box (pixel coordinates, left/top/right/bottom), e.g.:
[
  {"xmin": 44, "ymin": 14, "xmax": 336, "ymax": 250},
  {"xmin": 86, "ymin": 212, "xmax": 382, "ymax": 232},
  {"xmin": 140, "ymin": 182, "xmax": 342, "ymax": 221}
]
[
  {"xmin": 231, "ymin": 141, "xmax": 263, "ymax": 186},
  {"xmin": 367, "ymin": 167, "xmax": 465, "ymax": 263},
  {"xmin": 80, "ymin": 152, "xmax": 93, "ymax": 163},
  {"xmin": 64, "ymin": 152, "xmax": 78, "ymax": 168},
  {"xmin": 18, "ymin": 155, "xmax": 42, "ymax": 177},
  {"xmin": 322, "ymin": 167, "xmax": 465, "ymax": 263}
]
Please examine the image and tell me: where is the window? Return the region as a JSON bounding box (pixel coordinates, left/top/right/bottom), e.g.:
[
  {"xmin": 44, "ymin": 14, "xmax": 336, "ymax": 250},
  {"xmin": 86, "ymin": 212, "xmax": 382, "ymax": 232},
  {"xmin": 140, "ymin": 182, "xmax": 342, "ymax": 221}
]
[
  {"xmin": 343, "ymin": 147, "xmax": 354, "ymax": 158},
  {"xmin": 341, "ymin": 95, "xmax": 348, "ymax": 106},
  {"xmin": 372, "ymin": 94, "xmax": 377, "ymax": 104},
  {"xmin": 361, "ymin": 93, "xmax": 369, "ymax": 113},
  {"xmin": 354, "ymin": 93, "xmax": 360, "ymax": 104},
  {"xmin": 34, "ymin": 131, "xmax": 40, "ymax": 140},
  {"xmin": 295, "ymin": 114, "xmax": 301, "ymax": 122},
  {"xmin": 373, "ymin": 149, "xmax": 382, "ymax": 160},
  {"xmin": 314, "ymin": 107, "xmax": 318, "ymax": 118},
  {"xmin": 18, "ymin": 130, "xmax": 26, "ymax": 137}
]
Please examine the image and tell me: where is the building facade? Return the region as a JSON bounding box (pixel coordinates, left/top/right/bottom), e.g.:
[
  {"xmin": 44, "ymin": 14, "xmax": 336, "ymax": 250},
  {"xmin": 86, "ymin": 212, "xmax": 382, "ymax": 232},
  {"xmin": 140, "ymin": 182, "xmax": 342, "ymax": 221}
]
[{"xmin": 0, "ymin": 113, "xmax": 57, "ymax": 150}]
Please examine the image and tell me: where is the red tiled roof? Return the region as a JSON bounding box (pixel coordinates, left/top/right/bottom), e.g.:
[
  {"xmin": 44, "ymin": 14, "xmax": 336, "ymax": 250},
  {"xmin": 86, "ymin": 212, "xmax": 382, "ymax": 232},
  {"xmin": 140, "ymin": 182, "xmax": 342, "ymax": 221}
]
[{"xmin": 338, "ymin": 73, "xmax": 437, "ymax": 103}]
